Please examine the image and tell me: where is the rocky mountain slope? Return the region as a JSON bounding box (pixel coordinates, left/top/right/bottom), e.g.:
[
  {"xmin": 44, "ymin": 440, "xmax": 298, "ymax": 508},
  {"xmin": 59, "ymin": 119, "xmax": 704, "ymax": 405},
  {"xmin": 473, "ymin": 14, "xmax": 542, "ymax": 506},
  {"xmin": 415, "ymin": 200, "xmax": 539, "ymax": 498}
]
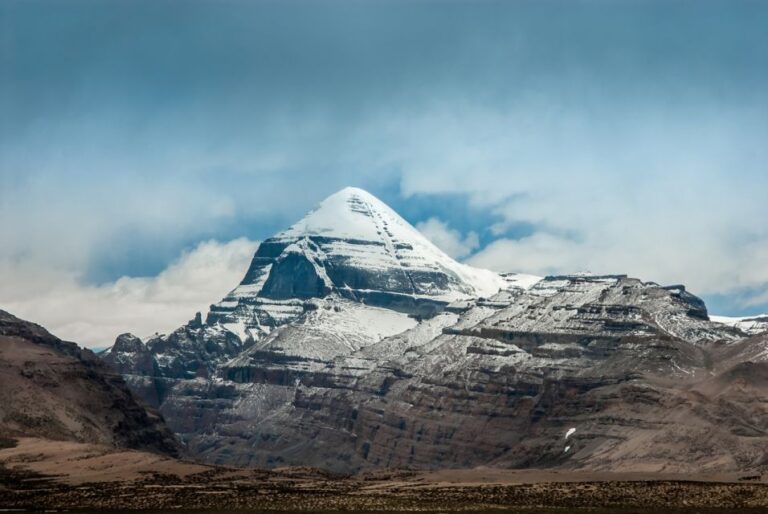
[
  {"xmin": 0, "ymin": 310, "xmax": 179, "ymax": 455},
  {"xmin": 102, "ymin": 188, "xmax": 766, "ymax": 474}
]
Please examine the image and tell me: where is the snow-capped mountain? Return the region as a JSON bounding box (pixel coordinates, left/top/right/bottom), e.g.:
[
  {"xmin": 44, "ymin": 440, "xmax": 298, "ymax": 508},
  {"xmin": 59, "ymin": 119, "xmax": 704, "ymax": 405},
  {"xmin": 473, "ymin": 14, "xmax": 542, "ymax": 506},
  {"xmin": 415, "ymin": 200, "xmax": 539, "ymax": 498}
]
[
  {"xmin": 207, "ymin": 187, "xmax": 506, "ymax": 343},
  {"xmin": 103, "ymin": 187, "xmax": 515, "ymax": 402},
  {"xmin": 102, "ymin": 187, "xmax": 767, "ymax": 475}
]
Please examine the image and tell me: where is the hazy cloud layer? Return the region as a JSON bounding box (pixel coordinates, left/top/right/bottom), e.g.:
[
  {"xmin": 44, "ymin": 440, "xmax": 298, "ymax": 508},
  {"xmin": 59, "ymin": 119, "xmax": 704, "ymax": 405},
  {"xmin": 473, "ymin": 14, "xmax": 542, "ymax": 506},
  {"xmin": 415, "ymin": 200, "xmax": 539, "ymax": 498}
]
[
  {"xmin": 416, "ymin": 218, "xmax": 479, "ymax": 260},
  {"xmin": 0, "ymin": 239, "xmax": 258, "ymax": 347},
  {"xmin": 1, "ymin": 0, "xmax": 767, "ymax": 341}
]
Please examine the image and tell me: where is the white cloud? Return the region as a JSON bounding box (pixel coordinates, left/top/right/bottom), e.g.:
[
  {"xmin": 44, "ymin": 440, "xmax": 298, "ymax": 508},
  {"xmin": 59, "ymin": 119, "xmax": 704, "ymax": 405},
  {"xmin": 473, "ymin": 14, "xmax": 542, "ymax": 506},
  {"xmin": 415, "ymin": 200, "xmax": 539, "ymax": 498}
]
[
  {"xmin": 2, "ymin": 70, "xmax": 767, "ymax": 316},
  {"xmin": 467, "ymin": 233, "xmax": 586, "ymax": 277},
  {"xmin": 369, "ymin": 102, "xmax": 768, "ymax": 306},
  {"xmin": 0, "ymin": 238, "xmax": 258, "ymax": 348},
  {"xmin": 416, "ymin": 218, "xmax": 479, "ymax": 259},
  {"xmin": 467, "ymin": 223, "xmax": 768, "ymax": 311}
]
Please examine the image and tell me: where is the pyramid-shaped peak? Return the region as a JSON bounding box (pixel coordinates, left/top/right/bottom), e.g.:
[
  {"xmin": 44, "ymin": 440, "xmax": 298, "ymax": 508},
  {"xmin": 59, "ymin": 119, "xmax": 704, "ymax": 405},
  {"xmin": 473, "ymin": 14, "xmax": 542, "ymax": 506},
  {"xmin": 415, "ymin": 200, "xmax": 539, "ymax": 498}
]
[
  {"xmin": 208, "ymin": 186, "xmax": 510, "ymax": 328},
  {"xmin": 276, "ymin": 186, "xmax": 424, "ymax": 244}
]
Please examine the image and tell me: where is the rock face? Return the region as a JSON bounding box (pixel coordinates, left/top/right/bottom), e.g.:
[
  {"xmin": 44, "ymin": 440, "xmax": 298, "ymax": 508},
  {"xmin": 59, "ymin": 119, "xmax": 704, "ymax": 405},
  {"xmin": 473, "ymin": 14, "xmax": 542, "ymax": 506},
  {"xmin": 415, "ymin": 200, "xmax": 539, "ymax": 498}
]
[
  {"xmin": 0, "ymin": 310, "xmax": 179, "ymax": 455},
  {"xmin": 179, "ymin": 275, "xmax": 763, "ymax": 473},
  {"xmin": 102, "ymin": 314, "xmax": 243, "ymax": 408},
  {"xmin": 101, "ymin": 187, "xmax": 767, "ymax": 474}
]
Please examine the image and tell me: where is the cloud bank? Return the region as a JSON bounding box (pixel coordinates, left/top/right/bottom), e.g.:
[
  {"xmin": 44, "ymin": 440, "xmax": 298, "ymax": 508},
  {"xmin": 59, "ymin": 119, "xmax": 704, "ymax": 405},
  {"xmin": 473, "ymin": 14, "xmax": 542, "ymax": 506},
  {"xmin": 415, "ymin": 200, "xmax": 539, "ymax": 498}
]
[
  {"xmin": 0, "ymin": 239, "xmax": 258, "ymax": 347},
  {"xmin": 1, "ymin": 0, "xmax": 767, "ymax": 338},
  {"xmin": 416, "ymin": 218, "xmax": 479, "ymax": 260}
]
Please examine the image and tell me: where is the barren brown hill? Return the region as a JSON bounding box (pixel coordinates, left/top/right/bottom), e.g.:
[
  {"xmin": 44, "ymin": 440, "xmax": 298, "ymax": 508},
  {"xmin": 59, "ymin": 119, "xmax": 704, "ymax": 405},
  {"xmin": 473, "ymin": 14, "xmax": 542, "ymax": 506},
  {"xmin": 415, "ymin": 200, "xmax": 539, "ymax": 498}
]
[{"xmin": 0, "ymin": 309, "xmax": 179, "ymax": 455}]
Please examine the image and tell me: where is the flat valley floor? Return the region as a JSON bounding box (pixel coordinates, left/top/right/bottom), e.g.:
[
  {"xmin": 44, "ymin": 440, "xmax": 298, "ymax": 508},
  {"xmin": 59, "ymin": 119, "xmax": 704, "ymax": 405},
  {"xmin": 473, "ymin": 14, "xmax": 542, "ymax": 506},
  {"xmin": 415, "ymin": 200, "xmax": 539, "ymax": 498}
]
[{"xmin": 2, "ymin": 438, "xmax": 768, "ymax": 512}]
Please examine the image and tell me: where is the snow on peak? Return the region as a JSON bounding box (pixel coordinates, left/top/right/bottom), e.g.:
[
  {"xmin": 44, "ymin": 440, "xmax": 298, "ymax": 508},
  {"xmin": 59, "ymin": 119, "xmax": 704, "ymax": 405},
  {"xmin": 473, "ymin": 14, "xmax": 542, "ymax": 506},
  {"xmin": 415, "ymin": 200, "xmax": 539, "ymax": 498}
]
[
  {"xmin": 275, "ymin": 187, "xmax": 506, "ymax": 299},
  {"xmin": 279, "ymin": 187, "xmax": 418, "ymax": 242}
]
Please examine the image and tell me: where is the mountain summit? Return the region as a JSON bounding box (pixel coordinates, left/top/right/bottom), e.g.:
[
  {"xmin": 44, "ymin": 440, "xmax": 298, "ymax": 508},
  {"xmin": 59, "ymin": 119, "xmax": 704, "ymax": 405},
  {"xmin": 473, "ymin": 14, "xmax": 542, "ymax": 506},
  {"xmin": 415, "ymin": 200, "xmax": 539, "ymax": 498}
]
[
  {"xmin": 279, "ymin": 186, "xmax": 417, "ymax": 241},
  {"xmin": 207, "ymin": 187, "xmax": 506, "ymax": 334}
]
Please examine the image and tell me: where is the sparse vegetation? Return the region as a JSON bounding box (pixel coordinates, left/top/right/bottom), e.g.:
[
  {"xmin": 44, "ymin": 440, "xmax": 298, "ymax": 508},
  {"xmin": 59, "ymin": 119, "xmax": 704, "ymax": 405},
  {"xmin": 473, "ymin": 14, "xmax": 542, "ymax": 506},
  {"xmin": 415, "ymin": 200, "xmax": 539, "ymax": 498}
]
[{"xmin": 0, "ymin": 437, "xmax": 17, "ymax": 449}]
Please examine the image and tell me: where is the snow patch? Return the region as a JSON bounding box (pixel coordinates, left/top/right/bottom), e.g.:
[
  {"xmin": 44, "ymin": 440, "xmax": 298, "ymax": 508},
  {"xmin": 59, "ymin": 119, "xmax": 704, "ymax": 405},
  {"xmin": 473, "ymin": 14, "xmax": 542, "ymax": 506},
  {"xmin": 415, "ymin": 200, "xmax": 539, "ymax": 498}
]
[{"xmin": 711, "ymin": 314, "xmax": 768, "ymax": 335}]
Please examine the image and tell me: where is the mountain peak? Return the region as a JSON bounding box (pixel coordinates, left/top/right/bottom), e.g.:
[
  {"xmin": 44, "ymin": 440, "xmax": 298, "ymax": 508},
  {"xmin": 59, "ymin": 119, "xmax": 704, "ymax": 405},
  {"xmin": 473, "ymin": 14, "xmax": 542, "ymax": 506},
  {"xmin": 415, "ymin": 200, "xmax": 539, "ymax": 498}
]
[
  {"xmin": 206, "ymin": 187, "xmax": 509, "ymax": 331},
  {"xmin": 268, "ymin": 186, "xmax": 506, "ymax": 299},
  {"xmin": 277, "ymin": 186, "xmax": 417, "ymax": 243}
]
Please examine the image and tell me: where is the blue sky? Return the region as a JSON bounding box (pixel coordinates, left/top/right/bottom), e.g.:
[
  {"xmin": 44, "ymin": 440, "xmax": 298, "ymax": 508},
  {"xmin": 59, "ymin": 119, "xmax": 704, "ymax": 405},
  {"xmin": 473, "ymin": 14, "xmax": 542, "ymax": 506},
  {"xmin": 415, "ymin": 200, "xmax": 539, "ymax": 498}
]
[{"xmin": 1, "ymin": 0, "xmax": 767, "ymax": 344}]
